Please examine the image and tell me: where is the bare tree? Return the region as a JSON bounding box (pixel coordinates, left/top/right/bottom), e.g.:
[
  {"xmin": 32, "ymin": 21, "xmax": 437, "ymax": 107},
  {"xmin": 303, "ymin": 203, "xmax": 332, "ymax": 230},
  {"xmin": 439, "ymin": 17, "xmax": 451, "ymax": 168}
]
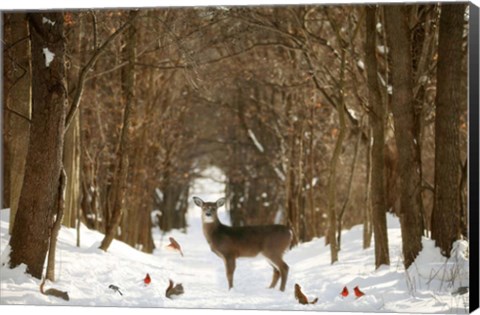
[{"xmin": 99, "ymin": 10, "xmax": 138, "ymax": 252}]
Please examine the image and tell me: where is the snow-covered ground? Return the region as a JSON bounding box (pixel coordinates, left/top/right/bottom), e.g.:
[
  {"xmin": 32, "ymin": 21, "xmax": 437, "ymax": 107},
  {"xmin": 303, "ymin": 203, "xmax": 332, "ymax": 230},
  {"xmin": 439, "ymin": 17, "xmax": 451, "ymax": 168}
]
[{"xmin": 0, "ymin": 167, "xmax": 471, "ymax": 314}]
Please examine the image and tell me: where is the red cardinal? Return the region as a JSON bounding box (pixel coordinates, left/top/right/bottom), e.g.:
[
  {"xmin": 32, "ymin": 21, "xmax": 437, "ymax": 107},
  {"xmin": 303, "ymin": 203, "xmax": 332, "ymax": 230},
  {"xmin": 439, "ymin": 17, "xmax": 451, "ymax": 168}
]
[
  {"xmin": 166, "ymin": 237, "xmax": 184, "ymax": 257},
  {"xmin": 144, "ymin": 273, "xmax": 151, "ymax": 285},
  {"xmin": 341, "ymin": 286, "xmax": 349, "ymax": 297},
  {"xmin": 354, "ymin": 286, "xmax": 365, "ymax": 298}
]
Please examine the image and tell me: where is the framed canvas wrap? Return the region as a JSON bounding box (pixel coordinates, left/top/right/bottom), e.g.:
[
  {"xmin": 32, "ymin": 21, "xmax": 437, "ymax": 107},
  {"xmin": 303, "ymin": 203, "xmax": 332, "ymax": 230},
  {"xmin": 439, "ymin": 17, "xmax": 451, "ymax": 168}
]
[{"xmin": 0, "ymin": 1, "xmax": 479, "ymax": 314}]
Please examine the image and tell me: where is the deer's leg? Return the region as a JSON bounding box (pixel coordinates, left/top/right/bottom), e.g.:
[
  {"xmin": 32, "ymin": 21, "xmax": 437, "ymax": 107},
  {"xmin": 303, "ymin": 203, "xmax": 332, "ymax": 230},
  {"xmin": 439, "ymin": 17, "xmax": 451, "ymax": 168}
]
[
  {"xmin": 269, "ymin": 267, "xmax": 280, "ymax": 289},
  {"xmin": 265, "ymin": 253, "xmax": 289, "ymax": 291},
  {"xmin": 278, "ymin": 260, "xmax": 289, "ymax": 292},
  {"xmin": 225, "ymin": 256, "xmax": 236, "ymax": 290}
]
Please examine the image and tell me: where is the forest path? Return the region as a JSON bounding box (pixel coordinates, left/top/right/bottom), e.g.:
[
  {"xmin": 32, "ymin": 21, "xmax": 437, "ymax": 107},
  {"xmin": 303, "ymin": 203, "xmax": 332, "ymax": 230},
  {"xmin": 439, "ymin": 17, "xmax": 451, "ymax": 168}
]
[
  {"xmin": 155, "ymin": 167, "xmax": 298, "ymax": 310},
  {"xmin": 151, "ymin": 167, "xmax": 385, "ymax": 311}
]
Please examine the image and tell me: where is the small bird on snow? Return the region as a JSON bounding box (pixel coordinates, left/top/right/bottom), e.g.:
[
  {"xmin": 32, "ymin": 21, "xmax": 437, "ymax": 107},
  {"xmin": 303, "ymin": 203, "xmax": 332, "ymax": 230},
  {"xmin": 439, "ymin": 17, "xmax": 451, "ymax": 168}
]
[
  {"xmin": 340, "ymin": 286, "xmax": 349, "ymax": 297},
  {"xmin": 144, "ymin": 273, "xmax": 151, "ymax": 285},
  {"xmin": 353, "ymin": 286, "xmax": 365, "ymax": 298},
  {"xmin": 108, "ymin": 284, "xmax": 123, "ymax": 296}
]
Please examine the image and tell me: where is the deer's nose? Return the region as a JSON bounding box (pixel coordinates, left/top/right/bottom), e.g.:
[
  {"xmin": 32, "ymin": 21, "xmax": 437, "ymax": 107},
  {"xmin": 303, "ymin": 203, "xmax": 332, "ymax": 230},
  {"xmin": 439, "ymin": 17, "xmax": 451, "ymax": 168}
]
[{"xmin": 205, "ymin": 210, "xmax": 212, "ymax": 217}]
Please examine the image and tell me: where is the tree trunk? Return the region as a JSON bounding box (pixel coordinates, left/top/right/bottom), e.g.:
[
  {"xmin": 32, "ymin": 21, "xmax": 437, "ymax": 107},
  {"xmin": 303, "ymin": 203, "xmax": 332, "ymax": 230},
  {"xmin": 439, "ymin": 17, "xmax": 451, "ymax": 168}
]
[
  {"xmin": 365, "ymin": 5, "xmax": 390, "ymax": 268},
  {"xmin": 99, "ymin": 10, "xmax": 137, "ymax": 251},
  {"xmin": 431, "ymin": 3, "xmax": 466, "ymax": 257},
  {"xmin": 326, "ymin": 48, "xmax": 347, "ymax": 264},
  {"xmin": 62, "ymin": 111, "xmax": 81, "ymax": 228},
  {"xmin": 307, "ymin": 102, "xmax": 317, "ymax": 238},
  {"xmin": 337, "ymin": 128, "xmax": 361, "ymax": 249},
  {"xmin": 384, "ymin": 5, "xmax": 424, "ymax": 269},
  {"xmin": 363, "ymin": 125, "xmax": 373, "ymax": 249},
  {"xmin": 63, "ymin": 15, "xmax": 85, "ymax": 230},
  {"xmin": 4, "ymin": 13, "xmax": 32, "ymax": 234},
  {"xmin": 9, "ymin": 12, "xmax": 67, "ymax": 279},
  {"xmin": 46, "ymin": 169, "xmax": 66, "ymax": 281}
]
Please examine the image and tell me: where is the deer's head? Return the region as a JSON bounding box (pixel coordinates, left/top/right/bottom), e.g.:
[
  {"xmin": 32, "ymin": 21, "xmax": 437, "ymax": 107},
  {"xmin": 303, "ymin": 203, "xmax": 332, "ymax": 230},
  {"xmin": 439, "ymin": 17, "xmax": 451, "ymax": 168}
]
[{"xmin": 193, "ymin": 196, "xmax": 225, "ymax": 224}]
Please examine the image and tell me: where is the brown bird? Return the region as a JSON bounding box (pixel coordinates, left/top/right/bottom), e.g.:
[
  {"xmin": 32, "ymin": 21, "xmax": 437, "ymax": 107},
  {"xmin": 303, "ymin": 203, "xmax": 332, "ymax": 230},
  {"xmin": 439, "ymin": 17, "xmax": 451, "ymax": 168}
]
[
  {"xmin": 166, "ymin": 279, "xmax": 184, "ymax": 299},
  {"xmin": 144, "ymin": 273, "xmax": 151, "ymax": 285},
  {"xmin": 353, "ymin": 286, "xmax": 365, "ymax": 298},
  {"xmin": 294, "ymin": 283, "xmax": 318, "ymax": 305},
  {"xmin": 340, "ymin": 286, "xmax": 349, "ymax": 297},
  {"xmin": 166, "ymin": 237, "xmax": 184, "ymax": 257}
]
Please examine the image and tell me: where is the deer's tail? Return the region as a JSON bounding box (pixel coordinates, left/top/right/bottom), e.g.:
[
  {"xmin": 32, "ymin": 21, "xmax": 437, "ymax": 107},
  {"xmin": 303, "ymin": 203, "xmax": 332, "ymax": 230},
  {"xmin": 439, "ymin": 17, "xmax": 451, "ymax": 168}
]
[{"xmin": 288, "ymin": 225, "xmax": 299, "ymax": 249}]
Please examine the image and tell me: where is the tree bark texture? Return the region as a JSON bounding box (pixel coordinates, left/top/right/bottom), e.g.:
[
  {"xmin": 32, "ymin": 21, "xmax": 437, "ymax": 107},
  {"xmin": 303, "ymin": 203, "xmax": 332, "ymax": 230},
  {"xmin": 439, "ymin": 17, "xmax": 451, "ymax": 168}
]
[
  {"xmin": 431, "ymin": 3, "xmax": 466, "ymax": 257},
  {"xmin": 384, "ymin": 5, "xmax": 424, "ymax": 269},
  {"xmin": 4, "ymin": 13, "xmax": 32, "ymax": 234},
  {"xmin": 9, "ymin": 12, "xmax": 67, "ymax": 279},
  {"xmin": 365, "ymin": 6, "xmax": 390, "ymax": 268}
]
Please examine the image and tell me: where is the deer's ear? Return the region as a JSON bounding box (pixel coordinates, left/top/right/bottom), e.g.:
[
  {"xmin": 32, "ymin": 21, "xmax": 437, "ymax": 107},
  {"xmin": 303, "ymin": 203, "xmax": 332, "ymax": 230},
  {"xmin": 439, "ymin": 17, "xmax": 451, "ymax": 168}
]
[
  {"xmin": 216, "ymin": 198, "xmax": 225, "ymax": 208},
  {"xmin": 193, "ymin": 196, "xmax": 204, "ymax": 207}
]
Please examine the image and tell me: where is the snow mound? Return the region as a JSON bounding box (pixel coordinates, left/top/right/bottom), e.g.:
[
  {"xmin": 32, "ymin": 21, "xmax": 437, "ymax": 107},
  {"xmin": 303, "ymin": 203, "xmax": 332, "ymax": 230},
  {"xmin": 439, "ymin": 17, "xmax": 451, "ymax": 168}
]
[{"xmin": 409, "ymin": 238, "xmax": 469, "ymax": 291}]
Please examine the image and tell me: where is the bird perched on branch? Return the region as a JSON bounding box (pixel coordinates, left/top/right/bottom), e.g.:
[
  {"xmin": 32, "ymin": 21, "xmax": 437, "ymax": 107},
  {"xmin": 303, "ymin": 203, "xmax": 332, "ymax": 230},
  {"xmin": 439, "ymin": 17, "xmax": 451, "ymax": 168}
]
[
  {"xmin": 166, "ymin": 237, "xmax": 184, "ymax": 257},
  {"xmin": 294, "ymin": 283, "xmax": 318, "ymax": 305},
  {"xmin": 144, "ymin": 273, "xmax": 151, "ymax": 285},
  {"xmin": 353, "ymin": 286, "xmax": 365, "ymax": 298},
  {"xmin": 165, "ymin": 279, "xmax": 184, "ymax": 299}
]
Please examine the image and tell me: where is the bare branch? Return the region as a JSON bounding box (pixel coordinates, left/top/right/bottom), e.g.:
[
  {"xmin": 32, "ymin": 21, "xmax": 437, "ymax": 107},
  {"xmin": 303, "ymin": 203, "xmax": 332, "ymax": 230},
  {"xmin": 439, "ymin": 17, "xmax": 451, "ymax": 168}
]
[{"xmin": 64, "ymin": 11, "xmax": 140, "ymax": 132}]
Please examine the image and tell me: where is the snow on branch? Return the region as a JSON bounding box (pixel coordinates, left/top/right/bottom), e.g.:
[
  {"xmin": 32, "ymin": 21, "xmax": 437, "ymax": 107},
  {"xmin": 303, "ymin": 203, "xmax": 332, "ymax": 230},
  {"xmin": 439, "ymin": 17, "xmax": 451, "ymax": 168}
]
[
  {"xmin": 247, "ymin": 129, "xmax": 264, "ymax": 153},
  {"xmin": 43, "ymin": 48, "xmax": 55, "ymax": 67},
  {"xmin": 42, "ymin": 17, "xmax": 56, "ymax": 26},
  {"xmin": 274, "ymin": 167, "xmax": 286, "ymax": 181}
]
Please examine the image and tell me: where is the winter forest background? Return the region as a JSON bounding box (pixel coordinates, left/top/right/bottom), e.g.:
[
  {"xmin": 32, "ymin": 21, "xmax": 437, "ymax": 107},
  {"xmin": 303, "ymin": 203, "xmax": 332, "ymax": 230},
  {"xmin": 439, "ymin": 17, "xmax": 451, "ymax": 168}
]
[{"xmin": 1, "ymin": 1, "xmax": 475, "ymax": 314}]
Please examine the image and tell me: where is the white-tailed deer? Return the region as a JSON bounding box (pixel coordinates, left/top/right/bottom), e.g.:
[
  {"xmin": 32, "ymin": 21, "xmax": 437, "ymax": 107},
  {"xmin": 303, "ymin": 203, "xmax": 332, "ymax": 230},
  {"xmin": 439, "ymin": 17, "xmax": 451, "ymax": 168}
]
[{"xmin": 193, "ymin": 196, "xmax": 292, "ymax": 292}]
